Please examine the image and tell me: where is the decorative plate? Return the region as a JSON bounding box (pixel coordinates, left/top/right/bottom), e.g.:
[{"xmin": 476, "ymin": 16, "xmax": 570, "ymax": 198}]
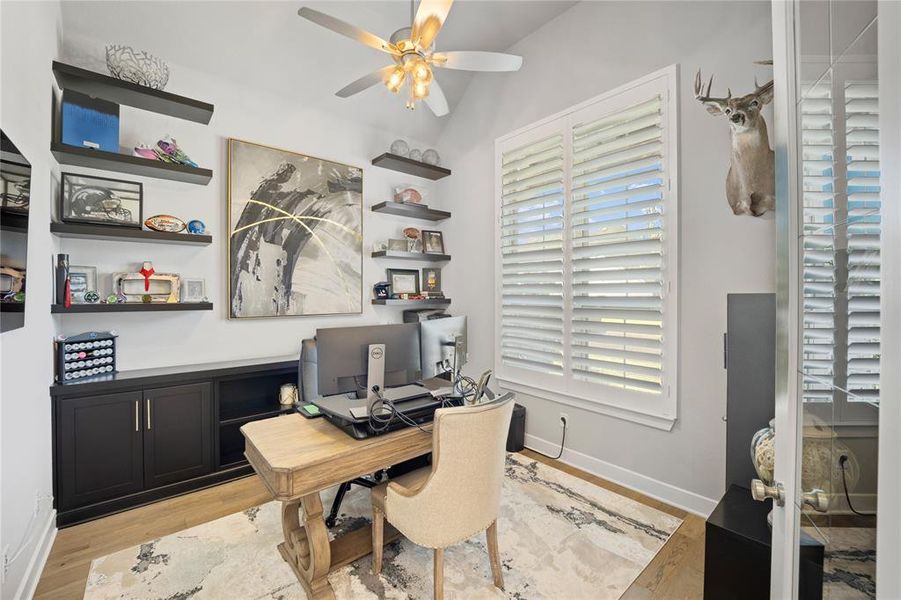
[{"xmin": 145, "ymin": 214, "xmax": 186, "ymax": 233}]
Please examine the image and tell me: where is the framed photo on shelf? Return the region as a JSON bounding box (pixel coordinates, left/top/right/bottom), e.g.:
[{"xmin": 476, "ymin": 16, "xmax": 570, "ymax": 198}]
[
  {"xmin": 60, "ymin": 173, "xmax": 143, "ymax": 228},
  {"xmin": 181, "ymin": 278, "xmax": 207, "ymax": 303},
  {"xmin": 69, "ymin": 265, "xmax": 98, "ymax": 303},
  {"xmin": 421, "ymin": 230, "xmax": 445, "ymax": 254},
  {"xmin": 387, "ymin": 238, "xmax": 408, "ymax": 252},
  {"xmin": 387, "ymin": 268, "xmax": 419, "ymax": 296},
  {"xmin": 421, "ymin": 267, "xmax": 442, "ymax": 295}
]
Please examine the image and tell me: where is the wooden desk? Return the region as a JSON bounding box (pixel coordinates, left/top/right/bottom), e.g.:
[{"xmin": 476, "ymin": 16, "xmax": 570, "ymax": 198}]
[{"xmin": 241, "ymin": 413, "xmax": 432, "ymax": 599}]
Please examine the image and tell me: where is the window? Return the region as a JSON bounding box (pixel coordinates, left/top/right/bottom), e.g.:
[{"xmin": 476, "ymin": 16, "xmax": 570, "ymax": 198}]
[
  {"xmin": 494, "ymin": 66, "xmax": 678, "ymax": 429},
  {"xmin": 800, "ymin": 75, "xmax": 880, "ymax": 422}
]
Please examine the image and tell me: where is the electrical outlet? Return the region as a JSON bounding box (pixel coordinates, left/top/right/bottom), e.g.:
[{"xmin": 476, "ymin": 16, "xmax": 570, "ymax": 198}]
[{"xmin": 559, "ymin": 413, "xmax": 568, "ymax": 427}]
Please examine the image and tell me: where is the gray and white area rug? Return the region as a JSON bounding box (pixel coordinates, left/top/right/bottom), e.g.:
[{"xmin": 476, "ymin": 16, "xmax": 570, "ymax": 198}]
[
  {"xmin": 85, "ymin": 454, "xmax": 682, "ymax": 599},
  {"xmin": 805, "ymin": 527, "xmax": 877, "ymax": 600}
]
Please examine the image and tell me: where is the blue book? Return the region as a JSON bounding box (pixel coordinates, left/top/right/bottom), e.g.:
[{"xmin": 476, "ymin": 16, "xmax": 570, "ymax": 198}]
[{"xmin": 61, "ymin": 90, "xmax": 119, "ymax": 152}]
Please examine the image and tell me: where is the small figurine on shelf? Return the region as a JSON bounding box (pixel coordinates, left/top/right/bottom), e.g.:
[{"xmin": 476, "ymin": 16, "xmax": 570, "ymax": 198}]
[
  {"xmin": 187, "ymin": 219, "xmax": 206, "ymax": 234},
  {"xmin": 141, "ymin": 294, "xmax": 152, "ymax": 303},
  {"xmin": 132, "ymin": 136, "xmax": 198, "ymax": 168},
  {"xmin": 145, "ymin": 214, "xmax": 186, "ymax": 233},
  {"xmin": 403, "ymin": 227, "xmax": 421, "ymax": 252},
  {"xmin": 139, "ymin": 261, "xmax": 155, "ymax": 292},
  {"xmin": 56, "ymin": 253, "xmax": 71, "ymax": 308},
  {"xmin": 373, "ymin": 281, "xmax": 391, "ymax": 299},
  {"xmin": 84, "ymin": 291, "xmax": 100, "ymax": 304},
  {"xmin": 156, "ymin": 136, "xmax": 198, "ymax": 167},
  {"xmin": 105, "ymin": 294, "xmax": 118, "ymax": 304}
]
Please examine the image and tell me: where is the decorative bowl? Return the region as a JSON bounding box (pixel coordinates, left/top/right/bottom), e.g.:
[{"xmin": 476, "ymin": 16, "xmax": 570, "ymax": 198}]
[{"xmin": 105, "ymin": 45, "xmax": 170, "ymax": 90}]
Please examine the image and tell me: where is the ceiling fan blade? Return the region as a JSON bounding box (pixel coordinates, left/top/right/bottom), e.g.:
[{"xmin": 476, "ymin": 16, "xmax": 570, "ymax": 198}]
[
  {"xmin": 411, "ymin": 0, "xmax": 453, "ymax": 50},
  {"xmin": 298, "ymin": 7, "xmax": 398, "ymax": 55},
  {"xmin": 336, "ymin": 65, "xmax": 396, "ymax": 98},
  {"xmin": 425, "ymin": 78, "xmax": 450, "ymax": 117},
  {"xmin": 432, "ymin": 51, "xmax": 523, "ymax": 72}
]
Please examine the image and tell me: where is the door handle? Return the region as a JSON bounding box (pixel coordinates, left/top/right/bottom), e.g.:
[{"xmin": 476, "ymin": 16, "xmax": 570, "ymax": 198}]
[
  {"xmin": 801, "ymin": 488, "xmax": 829, "ymax": 513},
  {"xmin": 751, "ymin": 479, "xmax": 785, "ymax": 507},
  {"xmin": 135, "ymin": 400, "xmax": 139, "ymax": 432},
  {"xmin": 146, "ymin": 398, "xmax": 152, "ymax": 430}
]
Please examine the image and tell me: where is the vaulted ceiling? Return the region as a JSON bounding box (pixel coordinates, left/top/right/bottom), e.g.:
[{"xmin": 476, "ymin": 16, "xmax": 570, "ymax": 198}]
[{"xmin": 60, "ymin": 1, "xmax": 578, "ymax": 142}]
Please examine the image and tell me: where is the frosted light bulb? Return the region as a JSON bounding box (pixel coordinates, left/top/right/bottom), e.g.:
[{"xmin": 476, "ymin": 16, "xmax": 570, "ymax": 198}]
[
  {"xmin": 412, "ymin": 60, "xmax": 432, "ymax": 83},
  {"xmin": 386, "ymin": 66, "xmax": 406, "ymax": 93},
  {"xmin": 413, "ymin": 80, "xmax": 430, "ymax": 100}
]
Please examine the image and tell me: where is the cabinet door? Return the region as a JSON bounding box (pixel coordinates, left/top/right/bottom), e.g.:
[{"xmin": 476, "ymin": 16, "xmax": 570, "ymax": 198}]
[
  {"xmin": 143, "ymin": 382, "xmax": 212, "ymax": 488},
  {"xmin": 57, "ymin": 391, "xmax": 144, "ymax": 510}
]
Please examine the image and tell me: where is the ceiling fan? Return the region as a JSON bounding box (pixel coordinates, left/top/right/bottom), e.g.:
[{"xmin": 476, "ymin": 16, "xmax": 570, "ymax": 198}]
[{"xmin": 297, "ymin": 0, "xmax": 523, "ymax": 116}]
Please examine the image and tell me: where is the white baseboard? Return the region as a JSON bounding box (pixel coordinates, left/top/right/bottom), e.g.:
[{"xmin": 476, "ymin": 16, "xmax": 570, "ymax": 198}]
[
  {"xmin": 15, "ymin": 509, "xmax": 57, "ymax": 600},
  {"xmin": 525, "ymin": 433, "xmax": 719, "ymax": 517}
]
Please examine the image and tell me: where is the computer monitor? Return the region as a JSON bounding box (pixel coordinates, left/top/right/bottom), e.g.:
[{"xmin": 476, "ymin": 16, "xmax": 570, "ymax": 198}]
[
  {"xmin": 316, "ymin": 323, "xmax": 421, "ymax": 396},
  {"xmin": 420, "ymin": 316, "xmax": 467, "ymax": 379}
]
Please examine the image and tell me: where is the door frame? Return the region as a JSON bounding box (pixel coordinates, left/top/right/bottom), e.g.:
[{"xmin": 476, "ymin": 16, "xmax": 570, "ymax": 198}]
[
  {"xmin": 876, "ymin": 1, "xmax": 901, "ymax": 596},
  {"xmin": 770, "ymin": 0, "xmax": 803, "ymax": 596}
]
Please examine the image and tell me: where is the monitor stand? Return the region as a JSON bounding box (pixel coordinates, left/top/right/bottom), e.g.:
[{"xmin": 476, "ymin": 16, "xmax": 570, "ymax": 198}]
[{"xmin": 366, "ymin": 343, "xmax": 386, "ymax": 411}]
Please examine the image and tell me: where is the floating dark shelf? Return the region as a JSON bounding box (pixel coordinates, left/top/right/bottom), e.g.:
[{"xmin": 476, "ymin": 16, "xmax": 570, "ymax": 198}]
[
  {"xmin": 51, "ymin": 142, "xmax": 213, "ymax": 186},
  {"xmin": 52, "ymin": 302, "xmax": 213, "ymax": 314},
  {"xmin": 51, "ymin": 222, "xmax": 212, "ymax": 245},
  {"xmin": 0, "ymin": 211, "xmax": 29, "ymax": 233},
  {"xmin": 52, "ymin": 61, "xmax": 214, "ymax": 125},
  {"xmin": 371, "ymin": 152, "xmax": 451, "ymax": 180},
  {"xmin": 372, "ymin": 298, "xmax": 451, "ymax": 307},
  {"xmin": 0, "ymin": 303, "xmax": 25, "ymax": 313},
  {"xmin": 371, "ymin": 201, "xmax": 450, "ymax": 221},
  {"xmin": 371, "ymin": 250, "xmax": 450, "ymax": 262}
]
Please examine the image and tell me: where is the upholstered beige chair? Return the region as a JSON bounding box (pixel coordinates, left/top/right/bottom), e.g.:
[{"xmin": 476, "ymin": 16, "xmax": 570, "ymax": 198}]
[{"xmin": 370, "ymin": 395, "xmax": 515, "ymax": 599}]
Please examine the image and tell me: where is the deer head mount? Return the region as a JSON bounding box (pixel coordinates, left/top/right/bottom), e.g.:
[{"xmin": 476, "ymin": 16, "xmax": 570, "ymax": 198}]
[{"xmin": 695, "ymin": 69, "xmax": 775, "ymax": 216}]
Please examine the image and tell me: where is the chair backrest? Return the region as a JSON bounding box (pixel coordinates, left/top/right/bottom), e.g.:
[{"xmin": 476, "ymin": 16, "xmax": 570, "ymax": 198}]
[
  {"xmin": 299, "ymin": 338, "xmax": 318, "ymax": 402},
  {"xmin": 385, "ymin": 394, "xmax": 515, "ymax": 548}
]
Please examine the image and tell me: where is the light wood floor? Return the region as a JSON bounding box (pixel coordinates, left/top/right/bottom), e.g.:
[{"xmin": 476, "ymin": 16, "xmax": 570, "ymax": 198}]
[{"xmin": 35, "ymin": 450, "xmax": 705, "ymax": 599}]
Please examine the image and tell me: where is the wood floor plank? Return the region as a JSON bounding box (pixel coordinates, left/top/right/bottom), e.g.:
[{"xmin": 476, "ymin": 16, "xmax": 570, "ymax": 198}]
[{"xmin": 35, "ymin": 453, "xmax": 706, "ymax": 599}]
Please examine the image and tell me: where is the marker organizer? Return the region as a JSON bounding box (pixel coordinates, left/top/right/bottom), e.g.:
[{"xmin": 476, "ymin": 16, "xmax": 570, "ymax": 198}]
[{"xmin": 56, "ymin": 331, "xmax": 117, "ymax": 383}]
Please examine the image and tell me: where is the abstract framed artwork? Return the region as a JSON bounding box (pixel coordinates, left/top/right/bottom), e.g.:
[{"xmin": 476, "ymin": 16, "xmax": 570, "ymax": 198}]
[{"xmin": 227, "ymin": 139, "xmax": 363, "ymax": 318}]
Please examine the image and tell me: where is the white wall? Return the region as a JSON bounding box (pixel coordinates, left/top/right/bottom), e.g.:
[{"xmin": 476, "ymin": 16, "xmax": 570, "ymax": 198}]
[
  {"xmin": 438, "ymin": 0, "xmax": 776, "ymax": 514},
  {"xmin": 54, "ymin": 35, "xmax": 447, "ymax": 371},
  {"xmin": 0, "ymin": 2, "xmax": 62, "ymax": 598}
]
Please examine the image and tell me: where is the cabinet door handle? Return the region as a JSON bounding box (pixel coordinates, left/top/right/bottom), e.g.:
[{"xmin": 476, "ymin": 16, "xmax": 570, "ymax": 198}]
[
  {"xmin": 146, "ymin": 398, "xmax": 152, "ymax": 430},
  {"xmin": 135, "ymin": 400, "xmax": 139, "ymax": 432}
]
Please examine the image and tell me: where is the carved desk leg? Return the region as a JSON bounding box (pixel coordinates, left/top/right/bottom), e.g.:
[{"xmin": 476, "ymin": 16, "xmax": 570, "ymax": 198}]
[{"xmin": 278, "ymin": 493, "xmax": 335, "ymax": 600}]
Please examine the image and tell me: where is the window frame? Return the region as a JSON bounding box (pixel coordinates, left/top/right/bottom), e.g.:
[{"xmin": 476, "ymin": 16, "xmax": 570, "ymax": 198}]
[{"xmin": 494, "ymin": 65, "xmax": 680, "ymax": 431}]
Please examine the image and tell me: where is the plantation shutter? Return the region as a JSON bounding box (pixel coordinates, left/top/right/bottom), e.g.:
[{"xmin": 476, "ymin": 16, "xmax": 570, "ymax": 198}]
[
  {"xmin": 843, "ymin": 81, "xmax": 880, "ymax": 404},
  {"xmin": 495, "ymin": 67, "xmax": 677, "ymax": 423},
  {"xmin": 499, "ymin": 133, "xmax": 566, "ymax": 375},
  {"xmin": 800, "ymin": 83, "xmax": 837, "ymax": 403},
  {"xmin": 568, "ymin": 96, "xmax": 665, "ymax": 394}
]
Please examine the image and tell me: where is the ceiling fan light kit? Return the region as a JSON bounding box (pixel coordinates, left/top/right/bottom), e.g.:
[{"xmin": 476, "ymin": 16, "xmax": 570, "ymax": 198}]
[{"xmin": 297, "ymin": 0, "xmax": 523, "ymax": 116}]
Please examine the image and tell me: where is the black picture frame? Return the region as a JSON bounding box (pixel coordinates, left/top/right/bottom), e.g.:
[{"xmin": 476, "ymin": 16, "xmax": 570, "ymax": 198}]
[
  {"xmin": 387, "ymin": 268, "xmax": 420, "ymax": 295},
  {"xmin": 421, "ymin": 267, "xmax": 442, "ymax": 293},
  {"xmin": 421, "ymin": 229, "xmax": 445, "ymax": 254},
  {"xmin": 60, "ymin": 172, "xmax": 143, "ymax": 228}
]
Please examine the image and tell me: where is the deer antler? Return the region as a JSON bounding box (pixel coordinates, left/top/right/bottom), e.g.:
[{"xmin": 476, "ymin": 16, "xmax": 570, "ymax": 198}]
[{"xmin": 694, "ymin": 69, "xmax": 730, "ymax": 115}]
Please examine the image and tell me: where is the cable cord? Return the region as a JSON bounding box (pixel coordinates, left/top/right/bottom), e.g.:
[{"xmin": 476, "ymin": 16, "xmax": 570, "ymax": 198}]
[
  {"xmin": 839, "ymin": 455, "xmax": 876, "ymax": 517},
  {"xmin": 531, "ymin": 418, "xmax": 567, "ymax": 460}
]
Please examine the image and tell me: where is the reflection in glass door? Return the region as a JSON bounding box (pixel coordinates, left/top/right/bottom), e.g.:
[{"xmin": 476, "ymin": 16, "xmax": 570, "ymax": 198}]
[{"xmin": 796, "ymin": 2, "xmax": 879, "ymax": 598}]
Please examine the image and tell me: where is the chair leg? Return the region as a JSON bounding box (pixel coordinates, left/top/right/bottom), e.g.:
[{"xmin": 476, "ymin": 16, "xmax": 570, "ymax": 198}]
[
  {"xmin": 433, "ymin": 547, "xmax": 444, "ymax": 600},
  {"xmin": 372, "ymin": 506, "xmax": 385, "ymax": 576},
  {"xmin": 486, "ymin": 520, "xmax": 504, "ymax": 590}
]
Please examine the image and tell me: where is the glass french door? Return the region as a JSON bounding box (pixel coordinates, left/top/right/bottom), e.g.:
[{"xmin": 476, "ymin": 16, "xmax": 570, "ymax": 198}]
[{"xmin": 770, "ymin": 1, "xmax": 884, "ymax": 598}]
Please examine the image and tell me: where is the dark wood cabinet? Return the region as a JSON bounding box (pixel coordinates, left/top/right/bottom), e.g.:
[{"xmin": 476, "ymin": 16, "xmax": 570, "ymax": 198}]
[
  {"xmin": 57, "ymin": 391, "xmax": 144, "ymax": 510},
  {"xmin": 51, "ymin": 356, "xmax": 297, "ymax": 527},
  {"xmin": 142, "ymin": 383, "xmax": 212, "ymax": 488}
]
